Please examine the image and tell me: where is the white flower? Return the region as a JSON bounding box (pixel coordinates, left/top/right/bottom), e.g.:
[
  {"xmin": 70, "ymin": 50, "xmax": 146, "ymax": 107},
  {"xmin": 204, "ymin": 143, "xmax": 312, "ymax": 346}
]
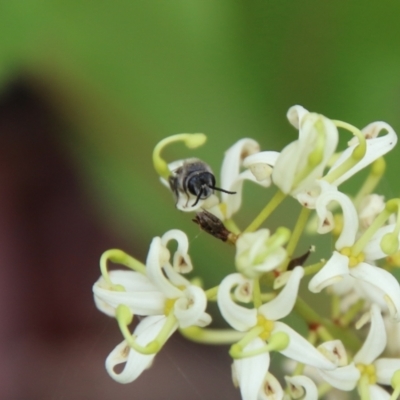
[
  {"xmin": 308, "ymin": 187, "xmax": 400, "ymax": 321},
  {"xmin": 284, "ymin": 375, "xmax": 318, "ymax": 400},
  {"xmin": 232, "ymin": 338, "xmax": 270, "ymax": 400},
  {"xmin": 245, "ymin": 106, "xmax": 338, "ymax": 209},
  {"xmin": 235, "ymin": 229, "xmax": 287, "ymax": 278},
  {"xmin": 317, "ymin": 304, "xmax": 400, "ymax": 399},
  {"xmin": 93, "ymin": 229, "xmax": 211, "ymax": 383},
  {"xmin": 209, "ymin": 138, "xmax": 279, "ymax": 220},
  {"xmin": 218, "ymin": 267, "xmax": 335, "ymax": 400}
]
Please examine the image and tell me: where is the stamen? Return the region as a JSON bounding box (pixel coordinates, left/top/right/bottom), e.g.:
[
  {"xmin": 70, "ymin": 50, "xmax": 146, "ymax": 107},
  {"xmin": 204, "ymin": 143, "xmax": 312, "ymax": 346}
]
[{"xmin": 153, "ymin": 133, "xmax": 207, "ymax": 179}]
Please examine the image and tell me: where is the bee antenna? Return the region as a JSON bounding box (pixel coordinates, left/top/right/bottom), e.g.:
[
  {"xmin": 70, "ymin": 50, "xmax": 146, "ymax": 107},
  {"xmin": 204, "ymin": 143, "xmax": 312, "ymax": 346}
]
[
  {"xmin": 192, "ymin": 188, "xmax": 203, "ymax": 207},
  {"xmin": 209, "ymin": 185, "xmax": 236, "ymax": 195}
]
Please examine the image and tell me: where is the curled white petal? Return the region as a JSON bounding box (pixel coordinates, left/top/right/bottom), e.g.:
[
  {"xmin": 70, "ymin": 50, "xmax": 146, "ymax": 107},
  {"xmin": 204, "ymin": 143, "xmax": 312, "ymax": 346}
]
[
  {"xmin": 273, "ymin": 322, "xmax": 335, "ymax": 370},
  {"xmin": 146, "ymin": 237, "xmax": 182, "ymax": 298},
  {"xmin": 243, "ymin": 151, "xmax": 280, "ymax": 182},
  {"xmin": 317, "ymin": 340, "xmax": 347, "ymax": 366},
  {"xmin": 105, "ymin": 315, "xmax": 173, "ymax": 383},
  {"xmin": 328, "ymin": 121, "xmax": 397, "ymax": 186},
  {"xmin": 354, "ymin": 304, "xmax": 386, "ymax": 365},
  {"xmin": 174, "ymin": 285, "xmax": 210, "ymax": 328},
  {"xmin": 285, "ymin": 375, "xmax": 318, "ymax": 400},
  {"xmin": 163, "ymin": 263, "xmax": 191, "ymax": 288},
  {"xmin": 93, "ymin": 271, "xmax": 165, "ymax": 316},
  {"xmin": 317, "ymin": 363, "xmax": 359, "ymax": 391},
  {"xmin": 217, "ymin": 273, "xmax": 257, "ymax": 331},
  {"xmin": 375, "ymin": 358, "xmax": 400, "ymax": 385},
  {"xmin": 287, "ymin": 105, "xmax": 310, "ymax": 130},
  {"xmin": 258, "ymin": 372, "xmax": 283, "ymax": 400},
  {"xmin": 93, "ymin": 285, "xmax": 165, "ymax": 317},
  {"xmin": 315, "ymin": 186, "xmax": 358, "ymax": 249},
  {"xmin": 233, "ymin": 338, "xmax": 270, "ymax": 400},
  {"xmin": 234, "ymin": 280, "xmax": 253, "ymax": 303},
  {"xmin": 308, "ymin": 251, "xmax": 349, "ymax": 293},
  {"xmin": 351, "ymin": 263, "xmax": 400, "ymax": 322},
  {"xmin": 259, "ymin": 267, "xmax": 304, "ymax": 321},
  {"xmin": 220, "ymin": 138, "xmax": 260, "ymax": 200},
  {"xmin": 161, "ymin": 229, "xmax": 193, "ymax": 273}
]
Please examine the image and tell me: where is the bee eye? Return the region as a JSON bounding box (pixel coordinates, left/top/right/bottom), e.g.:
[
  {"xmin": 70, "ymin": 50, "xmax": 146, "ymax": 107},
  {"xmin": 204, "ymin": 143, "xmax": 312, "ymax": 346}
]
[{"xmin": 187, "ymin": 175, "xmax": 202, "ymax": 196}]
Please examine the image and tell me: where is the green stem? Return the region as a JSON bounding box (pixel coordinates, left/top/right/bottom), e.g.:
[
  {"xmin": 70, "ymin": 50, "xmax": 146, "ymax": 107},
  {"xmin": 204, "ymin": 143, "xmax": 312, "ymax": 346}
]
[
  {"xmin": 100, "ymin": 249, "xmax": 146, "ymax": 286},
  {"xmin": 339, "ymin": 299, "xmax": 364, "ymax": 327},
  {"xmin": 303, "ymin": 260, "xmax": 326, "ymax": 276},
  {"xmin": 179, "ymin": 326, "xmax": 245, "ymax": 345},
  {"xmin": 205, "ymin": 286, "xmax": 219, "ymax": 300},
  {"xmin": 324, "ymin": 120, "xmax": 367, "ymax": 184},
  {"xmin": 224, "ymin": 218, "xmax": 241, "ymax": 235},
  {"xmin": 294, "ymin": 297, "xmax": 361, "ymax": 352},
  {"xmin": 353, "ymin": 158, "xmax": 386, "ymax": 208},
  {"xmin": 244, "ymin": 190, "xmax": 286, "ymax": 233},
  {"xmin": 281, "ymin": 207, "xmax": 311, "ymax": 271}
]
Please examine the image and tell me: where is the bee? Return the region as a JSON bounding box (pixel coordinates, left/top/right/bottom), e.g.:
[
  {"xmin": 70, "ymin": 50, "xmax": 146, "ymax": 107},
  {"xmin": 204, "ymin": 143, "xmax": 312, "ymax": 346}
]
[{"xmin": 168, "ymin": 158, "xmax": 236, "ymax": 207}]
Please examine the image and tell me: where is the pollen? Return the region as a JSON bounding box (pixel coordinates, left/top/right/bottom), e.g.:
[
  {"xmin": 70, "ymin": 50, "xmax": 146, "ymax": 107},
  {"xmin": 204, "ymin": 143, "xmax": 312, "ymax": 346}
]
[
  {"xmin": 340, "ymin": 247, "xmax": 365, "ymax": 268},
  {"xmin": 356, "ymin": 363, "xmax": 377, "ymax": 385},
  {"xmin": 257, "ymin": 315, "xmax": 275, "ymax": 340}
]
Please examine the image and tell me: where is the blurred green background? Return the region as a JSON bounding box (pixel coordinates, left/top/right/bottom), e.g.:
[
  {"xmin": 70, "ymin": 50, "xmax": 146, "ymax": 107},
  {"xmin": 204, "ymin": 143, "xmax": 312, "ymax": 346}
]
[{"xmin": 1, "ymin": 1, "xmax": 400, "ymax": 399}]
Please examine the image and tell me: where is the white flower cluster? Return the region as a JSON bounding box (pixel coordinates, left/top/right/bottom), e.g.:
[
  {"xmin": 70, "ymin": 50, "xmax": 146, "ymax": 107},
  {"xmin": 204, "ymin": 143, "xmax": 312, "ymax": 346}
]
[{"xmin": 93, "ymin": 106, "xmax": 400, "ymax": 400}]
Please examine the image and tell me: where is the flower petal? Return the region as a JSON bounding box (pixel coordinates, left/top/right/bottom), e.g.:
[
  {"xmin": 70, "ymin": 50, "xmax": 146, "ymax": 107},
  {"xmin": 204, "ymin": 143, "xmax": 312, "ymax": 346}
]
[
  {"xmin": 233, "ymin": 338, "xmax": 270, "ymax": 400},
  {"xmin": 107, "ymin": 270, "xmax": 158, "ymax": 292},
  {"xmin": 328, "ymin": 121, "xmax": 397, "ymax": 186},
  {"xmin": 146, "ymin": 237, "xmax": 182, "ymax": 298},
  {"xmin": 93, "ymin": 285, "xmax": 165, "ymax": 317},
  {"xmin": 243, "ymin": 151, "xmax": 280, "ymax": 182},
  {"xmin": 308, "ymin": 251, "xmax": 350, "ymax": 293},
  {"xmin": 259, "ymin": 267, "xmax": 304, "ymax": 321},
  {"xmin": 367, "ymin": 384, "xmax": 391, "ymax": 400},
  {"xmin": 161, "ymin": 229, "xmax": 193, "ymax": 273},
  {"xmin": 351, "ymin": 263, "xmax": 400, "ymax": 322},
  {"xmin": 257, "ymin": 372, "xmax": 283, "ymax": 400},
  {"xmin": 273, "ymin": 322, "xmax": 335, "ymax": 370},
  {"xmin": 317, "ymin": 363, "xmax": 359, "ymax": 391},
  {"xmin": 174, "ymin": 285, "xmax": 211, "ymax": 328},
  {"xmin": 375, "ymin": 358, "xmax": 400, "ymax": 385},
  {"xmin": 217, "ymin": 273, "xmax": 257, "ymax": 331},
  {"xmin": 285, "ymin": 375, "xmax": 318, "ymax": 400},
  {"xmin": 317, "ymin": 340, "xmax": 347, "ymax": 366},
  {"xmin": 315, "ymin": 186, "xmax": 358, "ymax": 249},
  {"xmin": 93, "ymin": 271, "xmax": 165, "ymax": 316},
  {"xmin": 220, "ymin": 138, "xmax": 260, "ymax": 199},
  {"xmin": 105, "ymin": 315, "xmax": 175, "ymax": 383},
  {"xmin": 219, "ymin": 139, "xmax": 261, "ymax": 218},
  {"xmin": 354, "ymin": 304, "xmax": 386, "ymax": 364},
  {"xmin": 286, "ymin": 105, "xmax": 310, "ymax": 130}
]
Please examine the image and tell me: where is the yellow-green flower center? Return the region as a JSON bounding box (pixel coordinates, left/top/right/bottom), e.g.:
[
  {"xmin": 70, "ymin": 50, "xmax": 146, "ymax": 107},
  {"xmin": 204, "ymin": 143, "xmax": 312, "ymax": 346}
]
[
  {"xmin": 164, "ymin": 298, "xmax": 176, "ymax": 315},
  {"xmin": 340, "ymin": 247, "xmax": 365, "ymax": 268},
  {"xmin": 356, "ymin": 363, "xmax": 377, "ymax": 385},
  {"xmin": 257, "ymin": 315, "xmax": 275, "ymax": 340}
]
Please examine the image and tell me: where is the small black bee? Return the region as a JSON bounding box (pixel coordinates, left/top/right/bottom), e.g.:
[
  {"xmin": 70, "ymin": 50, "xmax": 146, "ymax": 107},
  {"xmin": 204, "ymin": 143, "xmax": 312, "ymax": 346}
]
[{"xmin": 168, "ymin": 158, "xmax": 236, "ymax": 207}]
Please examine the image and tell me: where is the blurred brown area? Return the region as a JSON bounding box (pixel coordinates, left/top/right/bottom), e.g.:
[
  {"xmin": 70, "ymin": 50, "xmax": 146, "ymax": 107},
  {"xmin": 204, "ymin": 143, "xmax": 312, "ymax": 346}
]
[{"xmin": 0, "ymin": 80, "xmax": 239, "ymax": 400}]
